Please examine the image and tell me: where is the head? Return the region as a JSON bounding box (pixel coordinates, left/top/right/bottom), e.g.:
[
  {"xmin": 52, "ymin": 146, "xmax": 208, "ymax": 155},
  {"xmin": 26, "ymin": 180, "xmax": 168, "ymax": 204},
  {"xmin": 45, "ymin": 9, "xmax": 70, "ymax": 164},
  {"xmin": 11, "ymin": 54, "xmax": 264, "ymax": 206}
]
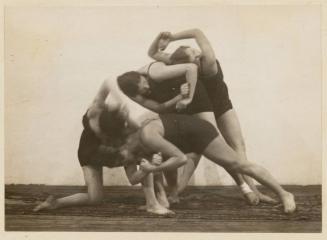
[
  {"xmin": 98, "ymin": 108, "xmax": 127, "ymax": 139},
  {"xmin": 170, "ymin": 46, "xmax": 202, "ymax": 64},
  {"xmin": 117, "ymin": 71, "xmax": 150, "ymax": 98}
]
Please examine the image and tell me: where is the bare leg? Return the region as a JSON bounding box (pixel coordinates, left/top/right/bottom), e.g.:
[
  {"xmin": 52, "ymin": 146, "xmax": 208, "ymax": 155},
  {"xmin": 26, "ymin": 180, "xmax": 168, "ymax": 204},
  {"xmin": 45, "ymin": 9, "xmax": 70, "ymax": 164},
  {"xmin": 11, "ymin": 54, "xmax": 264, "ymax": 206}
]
[
  {"xmin": 204, "ymin": 136, "xmax": 296, "ymax": 214},
  {"xmin": 163, "ymin": 169, "xmax": 180, "ymax": 204},
  {"xmin": 194, "ymin": 112, "xmax": 261, "ymax": 204},
  {"xmin": 165, "ymin": 152, "xmax": 201, "ymax": 204},
  {"xmin": 33, "ymin": 165, "xmax": 104, "ymax": 211},
  {"xmin": 217, "ymin": 109, "xmax": 277, "ymax": 204},
  {"xmin": 164, "ymin": 111, "xmax": 254, "ymax": 203},
  {"xmin": 141, "ymin": 173, "xmax": 174, "ymax": 215},
  {"xmin": 153, "ymin": 172, "xmax": 170, "ymax": 208}
]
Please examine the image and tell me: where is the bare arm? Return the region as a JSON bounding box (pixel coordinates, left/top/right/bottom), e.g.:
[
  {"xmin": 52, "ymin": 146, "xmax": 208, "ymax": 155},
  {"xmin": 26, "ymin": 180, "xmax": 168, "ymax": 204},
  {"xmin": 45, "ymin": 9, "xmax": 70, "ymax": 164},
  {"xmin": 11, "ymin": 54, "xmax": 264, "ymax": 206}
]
[
  {"xmin": 149, "ymin": 62, "xmax": 198, "ymax": 103},
  {"xmin": 170, "ymin": 29, "xmax": 216, "ymax": 67},
  {"xmin": 88, "ymin": 79, "xmax": 137, "ymax": 135},
  {"xmin": 132, "ymin": 94, "xmax": 183, "ymax": 113},
  {"xmin": 88, "ymin": 80, "xmax": 121, "ymax": 116},
  {"xmin": 139, "ymin": 124, "xmax": 188, "ymax": 173},
  {"xmin": 148, "ymin": 32, "xmax": 173, "ymax": 64},
  {"xmin": 124, "ymin": 163, "xmax": 148, "ymax": 185}
]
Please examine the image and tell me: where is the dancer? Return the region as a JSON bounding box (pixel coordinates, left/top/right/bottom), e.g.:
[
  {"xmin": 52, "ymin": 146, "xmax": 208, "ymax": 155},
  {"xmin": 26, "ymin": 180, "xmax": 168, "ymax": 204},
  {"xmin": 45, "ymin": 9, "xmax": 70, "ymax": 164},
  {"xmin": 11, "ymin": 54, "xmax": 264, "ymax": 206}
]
[
  {"xmin": 116, "ymin": 112, "xmax": 296, "ymax": 214},
  {"xmin": 33, "ymin": 80, "xmax": 173, "ymax": 215},
  {"xmin": 117, "ymin": 52, "xmax": 269, "ymax": 205},
  {"xmin": 147, "ymin": 29, "xmax": 276, "ymax": 204}
]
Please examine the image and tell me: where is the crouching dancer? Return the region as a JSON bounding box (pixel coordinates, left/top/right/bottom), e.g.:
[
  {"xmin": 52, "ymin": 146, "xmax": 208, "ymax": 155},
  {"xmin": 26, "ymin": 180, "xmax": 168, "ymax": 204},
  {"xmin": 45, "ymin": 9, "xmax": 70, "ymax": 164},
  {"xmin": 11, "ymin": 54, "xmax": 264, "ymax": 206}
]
[{"xmin": 33, "ymin": 79, "xmax": 173, "ymax": 215}]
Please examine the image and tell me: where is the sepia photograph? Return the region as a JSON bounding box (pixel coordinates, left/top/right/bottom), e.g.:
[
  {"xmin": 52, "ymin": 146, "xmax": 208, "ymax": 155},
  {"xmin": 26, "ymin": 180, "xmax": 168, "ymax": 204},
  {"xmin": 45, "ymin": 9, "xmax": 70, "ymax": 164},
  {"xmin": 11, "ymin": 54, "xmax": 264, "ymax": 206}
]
[{"xmin": 2, "ymin": 0, "xmax": 325, "ymax": 237}]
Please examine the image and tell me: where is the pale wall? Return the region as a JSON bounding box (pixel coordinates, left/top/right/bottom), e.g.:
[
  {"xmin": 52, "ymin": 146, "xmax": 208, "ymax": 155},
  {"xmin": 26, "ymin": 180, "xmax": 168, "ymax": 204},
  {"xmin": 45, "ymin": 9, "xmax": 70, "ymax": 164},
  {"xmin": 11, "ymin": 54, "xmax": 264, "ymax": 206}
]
[{"xmin": 5, "ymin": 5, "xmax": 322, "ymax": 185}]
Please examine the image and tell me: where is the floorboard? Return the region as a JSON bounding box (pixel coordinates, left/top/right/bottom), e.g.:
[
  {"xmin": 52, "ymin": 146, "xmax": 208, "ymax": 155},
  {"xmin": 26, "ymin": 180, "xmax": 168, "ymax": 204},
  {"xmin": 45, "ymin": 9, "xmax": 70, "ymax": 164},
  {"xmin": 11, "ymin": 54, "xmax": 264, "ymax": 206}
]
[{"xmin": 5, "ymin": 185, "xmax": 322, "ymax": 232}]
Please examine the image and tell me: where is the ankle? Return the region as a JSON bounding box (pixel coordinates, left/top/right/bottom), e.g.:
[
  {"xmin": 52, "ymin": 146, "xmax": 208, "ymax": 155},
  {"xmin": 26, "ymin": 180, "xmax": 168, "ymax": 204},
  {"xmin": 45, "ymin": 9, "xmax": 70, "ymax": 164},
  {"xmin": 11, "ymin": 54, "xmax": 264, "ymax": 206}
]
[{"xmin": 239, "ymin": 182, "xmax": 253, "ymax": 195}]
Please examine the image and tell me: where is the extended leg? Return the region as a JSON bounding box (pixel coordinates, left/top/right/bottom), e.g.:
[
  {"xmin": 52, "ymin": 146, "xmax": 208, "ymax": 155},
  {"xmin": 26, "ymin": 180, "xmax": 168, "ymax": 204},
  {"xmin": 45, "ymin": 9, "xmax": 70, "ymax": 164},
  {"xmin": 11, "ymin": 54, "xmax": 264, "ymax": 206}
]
[
  {"xmin": 195, "ymin": 111, "xmax": 260, "ymax": 204},
  {"xmin": 217, "ymin": 109, "xmax": 277, "ymax": 204},
  {"xmin": 204, "ymin": 136, "xmax": 296, "ymax": 213}
]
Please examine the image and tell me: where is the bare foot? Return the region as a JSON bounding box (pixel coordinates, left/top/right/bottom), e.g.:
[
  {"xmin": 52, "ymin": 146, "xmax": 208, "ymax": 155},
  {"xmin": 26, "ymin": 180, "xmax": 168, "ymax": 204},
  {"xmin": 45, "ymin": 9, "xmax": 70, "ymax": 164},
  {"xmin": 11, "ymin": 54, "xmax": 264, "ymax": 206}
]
[
  {"xmin": 258, "ymin": 193, "xmax": 279, "ymax": 204},
  {"xmin": 33, "ymin": 195, "xmax": 57, "ymax": 212},
  {"xmin": 281, "ymin": 192, "xmax": 296, "ymax": 214},
  {"xmin": 243, "ymin": 192, "xmax": 260, "ymax": 205},
  {"xmin": 146, "ymin": 205, "xmax": 175, "ymax": 215}
]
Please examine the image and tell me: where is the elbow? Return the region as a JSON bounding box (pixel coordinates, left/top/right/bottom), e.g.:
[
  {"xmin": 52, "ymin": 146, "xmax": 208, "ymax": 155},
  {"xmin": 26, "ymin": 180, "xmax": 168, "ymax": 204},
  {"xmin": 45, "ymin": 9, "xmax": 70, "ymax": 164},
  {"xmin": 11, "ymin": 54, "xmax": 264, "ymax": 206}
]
[
  {"xmin": 191, "ymin": 28, "xmax": 203, "ymax": 37},
  {"xmin": 185, "ymin": 63, "xmax": 198, "ymax": 71},
  {"xmin": 178, "ymin": 154, "xmax": 188, "ymax": 166}
]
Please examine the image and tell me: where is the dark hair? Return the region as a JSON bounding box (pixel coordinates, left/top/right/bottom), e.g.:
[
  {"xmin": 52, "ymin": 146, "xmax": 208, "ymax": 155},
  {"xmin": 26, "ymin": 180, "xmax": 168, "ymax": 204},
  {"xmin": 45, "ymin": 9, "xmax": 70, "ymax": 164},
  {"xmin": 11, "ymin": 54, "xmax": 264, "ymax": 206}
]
[
  {"xmin": 99, "ymin": 109, "xmax": 125, "ymax": 138},
  {"xmin": 117, "ymin": 71, "xmax": 142, "ymax": 97},
  {"xmin": 169, "ymin": 46, "xmax": 190, "ymax": 64}
]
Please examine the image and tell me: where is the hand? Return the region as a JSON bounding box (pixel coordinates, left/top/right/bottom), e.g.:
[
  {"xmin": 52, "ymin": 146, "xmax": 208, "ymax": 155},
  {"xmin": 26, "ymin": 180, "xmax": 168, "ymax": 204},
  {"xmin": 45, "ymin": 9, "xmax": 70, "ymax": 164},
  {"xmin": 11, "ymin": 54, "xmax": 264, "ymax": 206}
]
[
  {"xmin": 151, "ymin": 153, "xmax": 163, "ymax": 166},
  {"xmin": 180, "ymin": 83, "xmax": 190, "ymax": 97},
  {"xmin": 158, "ymin": 32, "xmax": 172, "ymax": 50},
  {"xmin": 140, "ymin": 159, "xmax": 156, "ymax": 173},
  {"xmin": 176, "ymin": 99, "xmax": 192, "ymax": 111}
]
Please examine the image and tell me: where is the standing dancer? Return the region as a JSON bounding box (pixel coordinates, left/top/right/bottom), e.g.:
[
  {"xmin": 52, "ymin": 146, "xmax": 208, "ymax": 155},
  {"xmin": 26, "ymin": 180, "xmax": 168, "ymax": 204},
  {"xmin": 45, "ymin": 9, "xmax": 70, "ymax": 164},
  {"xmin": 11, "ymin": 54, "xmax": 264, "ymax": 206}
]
[
  {"xmin": 117, "ymin": 48, "xmax": 271, "ymax": 205},
  {"xmin": 147, "ymin": 29, "xmax": 276, "ymax": 204}
]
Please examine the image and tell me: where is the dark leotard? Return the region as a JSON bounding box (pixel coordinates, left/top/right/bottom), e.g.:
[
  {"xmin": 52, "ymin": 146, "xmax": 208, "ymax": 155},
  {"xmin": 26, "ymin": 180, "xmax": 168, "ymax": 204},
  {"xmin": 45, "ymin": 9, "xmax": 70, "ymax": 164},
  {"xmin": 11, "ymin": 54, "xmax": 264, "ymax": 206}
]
[
  {"xmin": 199, "ymin": 60, "xmax": 233, "ymax": 120},
  {"xmin": 159, "ymin": 114, "xmax": 218, "ymax": 154},
  {"xmin": 146, "ymin": 62, "xmax": 213, "ymax": 114},
  {"xmin": 77, "ymin": 112, "xmax": 125, "ymax": 168}
]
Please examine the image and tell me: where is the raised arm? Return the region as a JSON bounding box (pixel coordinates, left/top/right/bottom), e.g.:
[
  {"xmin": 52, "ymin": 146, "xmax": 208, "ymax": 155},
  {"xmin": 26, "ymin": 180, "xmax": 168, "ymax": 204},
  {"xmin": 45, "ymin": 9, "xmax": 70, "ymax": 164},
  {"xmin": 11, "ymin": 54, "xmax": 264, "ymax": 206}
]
[
  {"xmin": 88, "ymin": 79, "xmax": 139, "ymax": 136},
  {"xmin": 148, "ymin": 32, "xmax": 173, "ymax": 64},
  {"xmin": 170, "ymin": 29, "xmax": 216, "ymax": 67},
  {"xmin": 88, "ymin": 80, "xmax": 120, "ymax": 113}
]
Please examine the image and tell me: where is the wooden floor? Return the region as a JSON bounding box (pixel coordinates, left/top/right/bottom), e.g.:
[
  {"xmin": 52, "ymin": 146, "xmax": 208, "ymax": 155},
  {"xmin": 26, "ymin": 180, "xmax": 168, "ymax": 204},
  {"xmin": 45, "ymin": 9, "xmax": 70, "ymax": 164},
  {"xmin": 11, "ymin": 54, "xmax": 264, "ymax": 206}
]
[{"xmin": 5, "ymin": 185, "xmax": 321, "ymax": 232}]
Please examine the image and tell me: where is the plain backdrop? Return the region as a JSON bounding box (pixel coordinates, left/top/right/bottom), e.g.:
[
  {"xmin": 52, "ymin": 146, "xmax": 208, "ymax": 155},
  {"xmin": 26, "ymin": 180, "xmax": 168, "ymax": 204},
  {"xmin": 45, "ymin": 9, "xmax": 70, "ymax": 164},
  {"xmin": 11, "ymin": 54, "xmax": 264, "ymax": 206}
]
[{"xmin": 4, "ymin": 5, "xmax": 321, "ymax": 186}]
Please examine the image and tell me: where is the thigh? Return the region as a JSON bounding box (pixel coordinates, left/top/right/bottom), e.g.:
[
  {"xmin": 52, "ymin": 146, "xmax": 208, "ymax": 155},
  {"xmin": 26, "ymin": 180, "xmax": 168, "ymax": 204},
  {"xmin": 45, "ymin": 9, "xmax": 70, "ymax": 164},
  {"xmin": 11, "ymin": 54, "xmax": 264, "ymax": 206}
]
[
  {"xmin": 217, "ymin": 109, "xmax": 245, "ymax": 149},
  {"xmin": 185, "ymin": 152, "xmax": 201, "ymax": 166},
  {"xmin": 203, "ymin": 135, "xmax": 240, "ymax": 169},
  {"xmin": 82, "ymin": 165, "xmax": 103, "ymax": 197}
]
